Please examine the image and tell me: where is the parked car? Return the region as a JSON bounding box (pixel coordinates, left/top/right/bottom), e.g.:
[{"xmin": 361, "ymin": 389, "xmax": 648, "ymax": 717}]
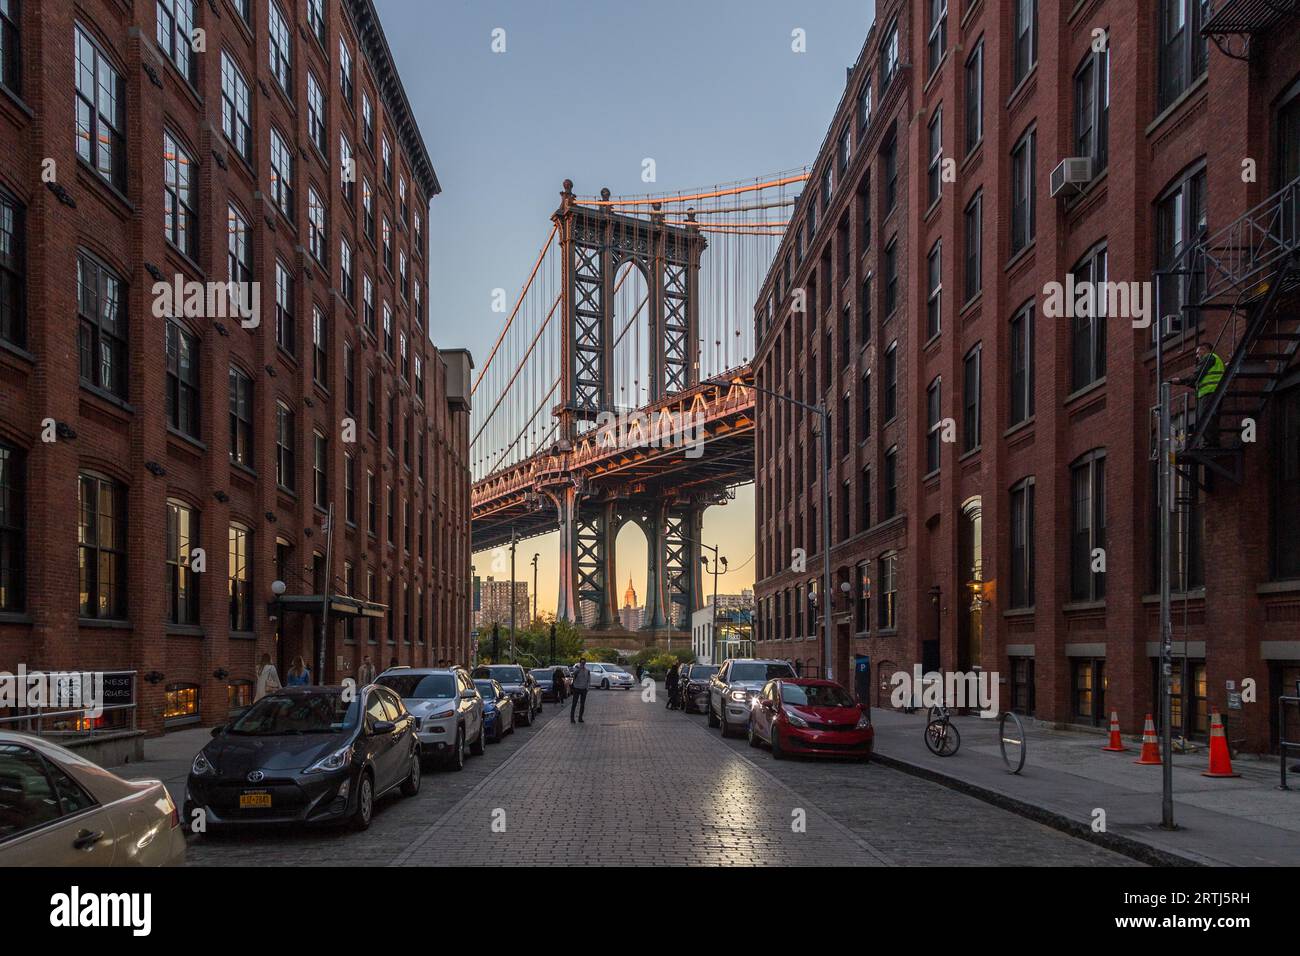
[
  {"xmin": 474, "ymin": 678, "xmax": 515, "ymax": 742},
  {"xmin": 184, "ymin": 684, "xmax": 420, "ymax": 832},
  {"xmin": 377, "ymin": 667, "xmax": 485, "ymax": 770},
  {"xmin": 472, "ymin": 665, "xmax": 542, "ymax": 724},
  {"xmin": 707, "ymin": 659, "xmax": 798, "ymax": 737},
  {"xmin": 588, "ymin": 663, "xmax": 635, "ymax": 690},
  {"xmin": 529, "ymin": 668, "xmax": 567, "ymax": 702},
  {"xmin": 677, "ymin": 664, "xmax": 719, "ymax": 713},
  {"xmin": 0, "ymin": 731, "xmax": 186, "ymax": 866},
  {"xmin": 747, "ymin": 678, "xmax": 873, "ymax": 760}
]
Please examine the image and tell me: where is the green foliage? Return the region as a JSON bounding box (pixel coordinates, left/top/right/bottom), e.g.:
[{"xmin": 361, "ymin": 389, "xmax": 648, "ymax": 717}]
[
  {"xmin": 630, "ymin": 648, "xmax": 697, "ymax": 679},
  {"xmin": 476, "ymin": 617, "xmax": 586, "ymax": 665}
]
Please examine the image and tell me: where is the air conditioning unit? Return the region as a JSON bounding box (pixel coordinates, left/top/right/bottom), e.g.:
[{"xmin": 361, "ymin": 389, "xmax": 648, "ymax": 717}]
[{"xmin": 1049, "ymin": 157, "xmax": 1094, "ymax": 197}]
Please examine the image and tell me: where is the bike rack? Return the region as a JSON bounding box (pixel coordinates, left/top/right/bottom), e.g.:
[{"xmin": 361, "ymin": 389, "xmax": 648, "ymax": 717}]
[{"xmin": 999, "ymin": 711, "xmax": 1027, "ymax": 774}]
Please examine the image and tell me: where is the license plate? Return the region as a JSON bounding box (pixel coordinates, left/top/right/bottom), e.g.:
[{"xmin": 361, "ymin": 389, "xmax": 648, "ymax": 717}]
[{"xmin": 239, "ymin": 791, "xmax": 272, "ymax": 809}]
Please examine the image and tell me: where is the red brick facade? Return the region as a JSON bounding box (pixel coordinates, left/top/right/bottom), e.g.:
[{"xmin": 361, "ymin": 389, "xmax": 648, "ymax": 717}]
[
  {"xmin": 754, "ymin": 0, "xmax": 1300, "ymax": 751},
  {"xmin": 0, "ymin": 0, "xmax": 472, "ymax": 734}
]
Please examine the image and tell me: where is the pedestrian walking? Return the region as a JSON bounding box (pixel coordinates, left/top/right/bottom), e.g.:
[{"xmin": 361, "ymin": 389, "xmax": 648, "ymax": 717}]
[
  {"xmin": 356, "ymin": 654, "xmax": 376, "ymax": 687},
  {"xmin": 552, "ymin": 664, "xmax": 567, "ymax": 702},
  {"xmin": 570, "ymin": 659, "xmax": 591, "ymax": 723},
  {"xmin": 665, "ymin": 662, "xmax": 680, "ymax": 710},
  {"xmin": 254, "ymin": 653, "xmax": 281, "ymax": 701},
  {"xmin": 286, "ymin": 655, "xmax": 311, "ymax": 686}
]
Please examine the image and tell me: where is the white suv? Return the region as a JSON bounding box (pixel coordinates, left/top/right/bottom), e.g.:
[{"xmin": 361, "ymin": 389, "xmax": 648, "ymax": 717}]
[{"xmin": 376, "ymin": 667, "xmax": 485, "ymax": 771}]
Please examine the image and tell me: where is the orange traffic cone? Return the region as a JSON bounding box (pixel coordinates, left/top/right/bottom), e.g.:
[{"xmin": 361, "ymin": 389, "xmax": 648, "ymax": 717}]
[
  {"xmin": 1202, "ymin": 713, "xmax": 1241, "ymax": 778},
  {"xmin": 1102, "ymin": 710, "xmax": 1129, "ymax": 752},
  {"xmin": 1134, "ymin": 713, "xmax": 1162, "ymax": 765}
]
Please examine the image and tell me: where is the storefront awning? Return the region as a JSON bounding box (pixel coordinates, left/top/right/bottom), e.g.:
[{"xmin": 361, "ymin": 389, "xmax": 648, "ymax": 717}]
[{"xmin": 270, "ymin": 594, "xmax": 387, "ymax": 619}]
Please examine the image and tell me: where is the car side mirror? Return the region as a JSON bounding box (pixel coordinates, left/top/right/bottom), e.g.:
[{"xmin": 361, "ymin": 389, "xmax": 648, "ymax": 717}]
[
  {"xmin": 371, "ymin": 720, "xmax": 396, "ymax": 734},
  {"xmin": 460, "ymin": 689, "xmax": 476, "ymax": 699},
  {"xmin": 210, "ymin": 724, "xmax": 225, "ymax": 737}
]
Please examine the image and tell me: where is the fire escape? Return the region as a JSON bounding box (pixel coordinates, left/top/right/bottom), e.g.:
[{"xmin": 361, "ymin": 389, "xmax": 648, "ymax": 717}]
[{"xmin": 1162, "ymin": 174, "xmax": 1300, "ymax": 484}]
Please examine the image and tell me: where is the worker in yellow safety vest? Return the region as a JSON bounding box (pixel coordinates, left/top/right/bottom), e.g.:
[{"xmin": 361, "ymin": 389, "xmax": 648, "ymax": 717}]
[{"xmin": 1175, "ymin": 342, "xmax": 1225, "ymax": 446}]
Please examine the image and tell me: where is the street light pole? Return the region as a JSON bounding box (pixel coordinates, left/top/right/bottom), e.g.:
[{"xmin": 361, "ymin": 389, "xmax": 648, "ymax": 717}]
[
  {"xmin": 705, "ymin": 375, "xmax": 834, "ymax": 682},
  {"xmin": 697, "ymin": 546, "xmax": 726, "ymax": 661},
  {"xmin": 509, "ymin": 527, "xmax": 518, "ymax": 663},
  {"xmin": 531, "ymin": 553, "xmax": 539, "ymax": 625}
]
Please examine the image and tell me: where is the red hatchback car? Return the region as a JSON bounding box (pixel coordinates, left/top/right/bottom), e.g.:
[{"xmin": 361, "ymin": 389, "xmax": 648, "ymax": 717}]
[{"xmin": 747, "ymin": 678, "xmax": 873, "ymax": 760}]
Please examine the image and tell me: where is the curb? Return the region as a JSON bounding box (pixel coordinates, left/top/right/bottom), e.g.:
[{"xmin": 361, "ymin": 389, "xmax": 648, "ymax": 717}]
[{"xmin": 870, "ymin": 750, "xmax": 1213, "ymax": 867}]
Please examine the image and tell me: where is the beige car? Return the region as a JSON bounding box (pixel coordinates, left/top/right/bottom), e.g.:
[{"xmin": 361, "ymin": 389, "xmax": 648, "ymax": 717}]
[{"xmin": 0, "ymin": 731, "xmax": 185, "ymax": 866}]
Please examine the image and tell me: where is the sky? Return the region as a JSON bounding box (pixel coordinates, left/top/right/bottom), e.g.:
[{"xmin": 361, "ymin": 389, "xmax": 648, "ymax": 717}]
[{"xmin": 374, "ymin": 0, "xmax": 875, "ymax": 618}]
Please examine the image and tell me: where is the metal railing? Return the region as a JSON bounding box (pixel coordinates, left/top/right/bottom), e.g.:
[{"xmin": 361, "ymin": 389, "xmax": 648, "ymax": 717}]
[
  {"xmin": 1280, "ymin": 695, "xmax": 1300, "ymax": 790},
  {"xmin": 1184, "ymin": 174, "xmax": 1300, "ymax": 305}
]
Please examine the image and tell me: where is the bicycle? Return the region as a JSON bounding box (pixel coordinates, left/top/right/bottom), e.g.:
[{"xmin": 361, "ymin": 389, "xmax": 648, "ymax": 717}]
[{"xmin": 924, "ymin": 704, "xmax": 961, "ymax": 756}]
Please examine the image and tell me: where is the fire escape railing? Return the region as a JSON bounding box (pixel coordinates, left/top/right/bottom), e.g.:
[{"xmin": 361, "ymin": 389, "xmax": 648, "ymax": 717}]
[{"xmin": 1203, "ymin": 0, "xmax": 1300, "ymax": 38}]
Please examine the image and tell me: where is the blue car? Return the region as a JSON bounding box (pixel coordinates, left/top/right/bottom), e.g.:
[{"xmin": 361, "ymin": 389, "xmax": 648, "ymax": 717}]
[{"xmin": 474, "ymin": 679, "xmax": 515, "ymax": 742}]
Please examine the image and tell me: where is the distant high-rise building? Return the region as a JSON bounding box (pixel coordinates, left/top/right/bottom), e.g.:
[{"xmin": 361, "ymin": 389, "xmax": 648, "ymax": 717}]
[
  {"xmin": 474, "ymin": 577, "xmax": 529, "ymax": 631},
  {"xmin": 619, "ymin": 577, "xmax": 643, "ymax": 630}
]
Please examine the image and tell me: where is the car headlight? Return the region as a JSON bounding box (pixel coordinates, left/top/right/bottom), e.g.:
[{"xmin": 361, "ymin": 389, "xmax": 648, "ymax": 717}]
[
  {"xmin": 729, "ymin": 690, "xmax": 748, "ymax": 702},
  {"xmin": 856, "ymin": 712, "xmax": 872, "ymax": 729},
  {"xmin": 191, "ymin": 751, "xmax": 217, "ymax": 776},
  {"xmin": 430, "ymin": 707, "xmax": 455, "ymax": 719},
  {"xmin": 783, "ymin": 707, "xmax": 808, "ymax": 728},
  {"xmin": 304, "ymin": 744, "xmax": 352, "ymax": 774}
]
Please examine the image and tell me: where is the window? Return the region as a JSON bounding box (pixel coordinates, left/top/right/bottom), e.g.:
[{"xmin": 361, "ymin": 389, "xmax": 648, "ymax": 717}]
[
  {"xmin": 414, "ymin": 355, "xmax": 424, "ymax": 402},
  {"xmin": 77, "ymin": 252, "xmax": 126, "ymax": 398},
  {"xmin": 1013, "ymin": 0, "xmax": 1038, "ymax": 86},
  {"xmin": 1010, "ymin": 477, "xmax": 1035, "ymax": 607},
  {"xmin": 926, "ymin": 378, "xmax": 942, "ymax": 475},
  {"xmin": 883, "ymin": 446, "xmax": 898, "ymax": 518},
  {"xmin": 858, "ymin": 80, "xmax": 872, "ymax": 131},
  {"xmin": 1075, "ymin": 46, "xmax": 1109, "ymax": 173},
  {"xmin": 860, "ymin": 464, "xmax": 871, "ymax": 531},
  {"xmin": 386, "ymin": 485, "xmax": 394, "ymax": 543},
  {"xmin": 878, "ymin": 551, "xmax": 897, "ymax": 629},
  {"xmin": 366, "ymin": 469, "xmax": 376, "ymax": 533},
  {"xmin": 962, "ymin": 344, "xmax": 981, "ymax": 453},
  {"xmin": 1011, "ymin": 657, "xmax": 1036, "ymax": 715},
  {"xmin": 0, "ymin": 0, "xmax": 19, "ymax": 94},
  {"xmin": 884, "ymin": 341, "xmax": 898, "ymax": 423},
  {"xmin": 399, "ymin": 176, "xmax": 409, "ymax": 223},
  {"xmin": 229, "ymin": 524, "xmax": 251, "ymax": 631},
  {"xmin": 340, "ymin": 134, "xmax": 355, "ymax": 202},
  {"xmin": 0, "ymin": 188, "xmax": 22, "ymax": 348},
  {"xmin": 313, "ymin": 431, "xmax": 328, "ymax": 508},
  {"xmin": 927, "ymin": 0, "xmax": 947, "ymax": 75},
  {"xmin": 1070, "ymin": 450, "xmax": 1107, "ymax": 602},
  {"xmin": 383, "ymin": 303, "xmax": 394, "ymax": 357},
  {"xmin": 166, "ymin": 499, "xmax": 199, "ymax": 625},
  {"xmin": 1011, "ymin": 128, "xmax": 1036, "ymax": 254},
  {"xmin": 1279, "ymin": 87, "xmax": 1300, "ymax": 188},
  {"xmin": 382, "ymin": 216, "xmax": 393, "ymax": 272},
  {"xmin": 165, "ymin": 320, "xmax": 199, "ymax": 438},
  {"xmin": 882, "ymin": 131, "xmax": 898, "ymax": 212},
  {"xmin": 162, "ymin": 131, "xmax": 197, "ymax": 256},
  {"xmin": 269, "ymin": 128, "xmax": 294, "ymax": 220},
  {"xmin": 883, "ymin": 238, "xmax": 898, "ymax": 316},
  {"xmin": 382, "ymin": 134, "xmax": 393, "ymax": 187},
  {"xmin": 0, "ymin": 442, "xmax": 23, "ymax": 612},
  {"xmin": 361, "ymin": 91, "xmax": 375, "ymax": 150},
  {"xmin": 1071, "ymin": 244, "xmax": 1108, "ymax": 391},
  {"xmin": 1159, "ymin": 0, "xmax": 1208, "ymax": 112},
  {"xmin": 1155, "ymin": 165, "xmax": 1207, "ymax": 338},
  {"xmin": 965, "ymin": 40, "xmax": 983, "ymax": 153},
  {"xmin": 344, "ymin": 453, "xmax": 356, "ymax": 524},
  {"xmin": 399, "ymin": 331, "xmax": 409, "ymax": 380},
  {"xmin": 275, "ymin": 260, "xmax": 295, "ymax": 354},
  {"xmin": 312, "ymin": 305, "xmax": 328, "ymax": 387},
  {"xmin": 859, "ymin": 275, "xmax": 872, "ymax": 343},
  {"xmin": 362, "ymin": 179, "xmax": 375, "ymax": 240},
  {"xmin": 880, "ymin": 18, "xmax": 898, "ymax": 91},
  {"xmin": 927, "ymin": 107, "xmax": 943, "ymax": 206},
  {"xmin": 307, "ymin": 0, "xmax": 325, "ymax": 45},
  {"xmin": 963, "ymin": 192, "xmax": 982, "ymax": 302},
  {"xmin": 363, "ymin": 273, "xmax": 375, "ymax": 331},
  {"xmin": 1010, "ymin": 301, "xmax": 1035, "ymax": 425},
  {"xmin": 339, "ymin": 38, "xmax": 354, "ymax": 106},
  {"xmin": 340, "ymin": 237, "xmax": 354, "ymax": 302},
  {"xmin": 399, "ymin": 251, "xmax": 409, "ymax": 300},
  {"xmin": 78, "ymin": 473, "xmax": 126, "ymax": 618},
  {"xmin": 1071, "ymin": 659, "xmax": 1105, "ymax": 726},
  {"xmin": 307, "ymin": 72, "xmax": 326, "ymax": 154},
  {"xmin": 307, "ymin": 186, "xmax": 327, "ymax": 265},
  {"xmin": 156, "ymin": 1, "xmax": 196, "ymax": 83},
  {"xmin": 1273, "ymin": 387, "xmax": 1300, "ymax": 578},
  {"xmin": 366, "ymin": 369, "xmax": 376, "ymax": 433},
  {"xmin": 268, "ymin": 1, "xmax": 292, "ymax": 93},
  {"xmin": 859, "ymin": 370, "xmax": 871, "ymax": 442},
  {"xmin": 926, "ymin": 241, "xmax": 942, "ymax": 339},
  {"xmin": 225, "ymin": 209, "xmax": 254, "ymax": 319},
  {"xmin": 275, "ymin": 401, "xmax": 295, "ymax": 490},
  {"xmin": 75, "ymin": 25, "xmax": 126, "ymax": 190},
  {"xmin": 229, "ymin": 365, "xmax": 253, "ymax": 466},
  {"xmin": 220, "ymin": 52, "xmax": 251, "ymax": 161},
  {"xmin": 386, "ymin": 392, "xmax": 396, "ymax": 452}
]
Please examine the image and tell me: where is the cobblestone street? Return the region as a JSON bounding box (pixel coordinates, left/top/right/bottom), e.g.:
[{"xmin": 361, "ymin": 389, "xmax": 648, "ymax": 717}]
[{"xmin": 180, "ymin": 686, "xmax": 1137, "ymax": 866}]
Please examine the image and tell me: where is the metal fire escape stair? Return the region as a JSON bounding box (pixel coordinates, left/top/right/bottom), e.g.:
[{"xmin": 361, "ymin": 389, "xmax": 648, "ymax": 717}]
[{"xmin": 1161, "ymin": 175, "xmax": 1300, "ymax": 485}]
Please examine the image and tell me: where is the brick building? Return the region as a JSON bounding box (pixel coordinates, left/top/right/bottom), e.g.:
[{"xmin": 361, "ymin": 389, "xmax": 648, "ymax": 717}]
[
  {"xmin": 0, "ymin": 0, "xmax": 472, "ymax": 735},
  {"xmin": 473, "ymin": 575, "xmax": 529, "ymax": 632},
  {"xmin": 753, "ymin": 0, "xmax": 1300, "ymax": 752}
]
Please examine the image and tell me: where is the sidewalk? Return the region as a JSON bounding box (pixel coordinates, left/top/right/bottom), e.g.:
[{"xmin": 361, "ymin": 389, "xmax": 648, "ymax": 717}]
[
  {"xmin": 870, "ymin": 710, "xmax": 1300, "ymax": 866},
  {"xmin": 105, "ymin": 726, "xmax": 212, "ymax": 804}
]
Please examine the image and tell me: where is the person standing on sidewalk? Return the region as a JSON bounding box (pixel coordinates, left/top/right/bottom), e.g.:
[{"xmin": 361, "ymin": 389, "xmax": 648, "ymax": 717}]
[
  {"xmin": 570, "ymin": 659, "xmax": 591, "ymax": 723},
  {"xmin": 254, "ymin": 653, "xmax": 281, "ymax": 701},
  {"xmin": 552, "ymin": 664, "xmax": 567, "ymax": 703},
  {"xmin": 665, "ymin": 662, "xmax": 680, "ymax": 710}
]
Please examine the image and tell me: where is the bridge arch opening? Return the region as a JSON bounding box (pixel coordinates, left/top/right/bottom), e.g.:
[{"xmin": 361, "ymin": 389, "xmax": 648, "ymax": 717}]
[
  {"xmin": 613, "ymin": 516, "xmax": 651, "ymax": 630},
  {"xmin": 611, "ymin": 257, "xmax": 652, "ymax": 413}
]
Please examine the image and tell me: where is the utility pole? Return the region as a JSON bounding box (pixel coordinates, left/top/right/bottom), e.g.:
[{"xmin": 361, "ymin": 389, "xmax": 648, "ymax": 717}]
[
  {"xmin": 697, "ymin": 542, "xmax": 727, "ymax": 661},
  {"xmin": 509, "ymin": 527, "xmax": 518, "ymax": 663},
  {"xmin": 317, "ymin": 503, "xmax": 334, "ymax": 682},
  {"xmin": 1157, "ymin": 367, "xmax": 1176, "ymax": 830},
  {"xmin": 531, "ymin": 552, "xmax": 539, "ymax": 624}
]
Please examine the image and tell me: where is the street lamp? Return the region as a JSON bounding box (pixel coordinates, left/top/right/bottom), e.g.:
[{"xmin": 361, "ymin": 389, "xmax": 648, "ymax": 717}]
[
  {"xmin": 531, "ymin": 553, "xmax": 539, "ymax": 625},
  {"xmin": 697, "ymin": 547, "xmax": 727, "ymax": 661},
  {"xmin": 705, "ymin": 375, "xmax": 834, "ymax": 681}
]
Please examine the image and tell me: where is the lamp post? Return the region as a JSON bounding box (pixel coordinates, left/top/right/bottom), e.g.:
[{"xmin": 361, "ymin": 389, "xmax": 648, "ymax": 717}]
[
  {"xmin": 696, "ymin": 546, "xmax": 727, "ymax": 661},
  {"xmin": 705, "ymin": 375, "xmax": 834, "ymax": 681},
  {"xmin": 271, "ymin": 579, "xmax": 287, "ymax": 680},
  {"xmin": 509, "ymin": 527, "xmax": 518, "ymax": 663},
  {"xmin": 531, "ymin": 553, "xmax": 539, "ymax": 625}
]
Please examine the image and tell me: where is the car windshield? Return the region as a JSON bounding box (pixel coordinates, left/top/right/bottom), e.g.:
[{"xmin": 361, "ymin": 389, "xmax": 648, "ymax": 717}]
[
  {"xmin": 475, "ymin": 665, "xmax": 525, "ymax": 684},
  {"xmin": 473, "ymin": 681, "xmax": 497, "ymax": 697},
  {"xmin": 228, "ymin": 693, "xmax": 357, "ymax": 735},
  {"xmin": 689, "ymin": 666, "xmax": 719, "ymax": 680},
  {"xmin": 780, "ymin": 684, "xmax": 855, "ymax": 708},
  {"xmin": 730, "ymin": 662, "xmax": 796, "ymax": 682},
  {"xmin": 376, "ymin": 673, "xmax": 456, "ymax": 699}
]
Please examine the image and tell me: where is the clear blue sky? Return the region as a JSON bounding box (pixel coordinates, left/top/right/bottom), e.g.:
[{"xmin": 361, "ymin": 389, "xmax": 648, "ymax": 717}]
[{"xmin": 375, "ymin": 0, "xmax": 876, "ymax": 616}]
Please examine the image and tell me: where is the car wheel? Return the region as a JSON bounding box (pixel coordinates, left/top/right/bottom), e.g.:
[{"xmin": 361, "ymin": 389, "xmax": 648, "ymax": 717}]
[
  {"xmin": 719, "ymin": 709, "xmax": 731, "ymax": 738},
  {"xmin": 771, "ymin": 727, "xmax": 786, "ymax": 760},
  {"xmin": 748, "ymin": 722, "xmax": 761, "ymax": 748},
  {"xmin": 470, "ymin": 721, "xmax": 486, "ymax": 756},
  {"xmin": 401, "ymin": 752, "xmax": 421, "ymax": 797},
  {"xmin": 351, "ymin": 772, "xmax": 374, "ymax": 830},
  {"xmin": 447, "ymin": 727, "xmax": 465, "ymax": 771},
  {"xmin": 601, "ymin": 679, "xmax": 610, "ymax": 690},
  {"xmin": 523, "ymin": 704, "xmax": 534, "ymax": 727},
  {"xmin": 707, "ymin": 701, "xmax": 719, "ymax": 728}
]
